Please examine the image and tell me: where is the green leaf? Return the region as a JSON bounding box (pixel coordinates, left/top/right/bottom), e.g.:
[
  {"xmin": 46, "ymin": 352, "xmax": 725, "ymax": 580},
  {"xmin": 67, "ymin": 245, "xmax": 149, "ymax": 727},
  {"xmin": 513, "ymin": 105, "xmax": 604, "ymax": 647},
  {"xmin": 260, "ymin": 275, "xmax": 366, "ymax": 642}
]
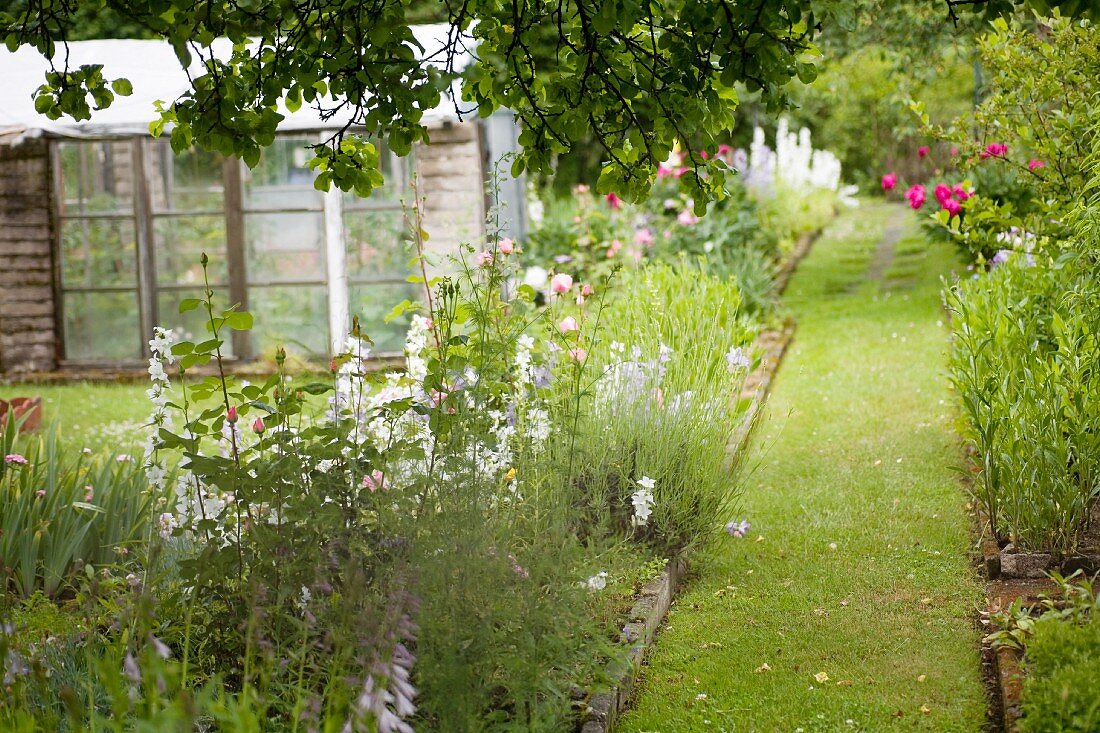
[
  {"xmin": 111, "ymin": 78, "xmax": 133, "ymax": 96},
  {"xmin": 224, "ymin": 311, "xmax": 254, "ymax": 331},
  {"xmin": 179, "ymin": 298, "xmax": 203, "ymax": 313}
]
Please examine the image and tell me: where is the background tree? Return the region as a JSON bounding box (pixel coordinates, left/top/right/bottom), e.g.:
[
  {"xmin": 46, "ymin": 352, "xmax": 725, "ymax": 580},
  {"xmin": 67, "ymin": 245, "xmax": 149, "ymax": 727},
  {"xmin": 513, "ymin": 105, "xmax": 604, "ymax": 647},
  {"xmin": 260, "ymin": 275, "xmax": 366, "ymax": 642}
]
[{"xmin": 1, "ymin": 0, "xmax": 824, "ymax": 208}]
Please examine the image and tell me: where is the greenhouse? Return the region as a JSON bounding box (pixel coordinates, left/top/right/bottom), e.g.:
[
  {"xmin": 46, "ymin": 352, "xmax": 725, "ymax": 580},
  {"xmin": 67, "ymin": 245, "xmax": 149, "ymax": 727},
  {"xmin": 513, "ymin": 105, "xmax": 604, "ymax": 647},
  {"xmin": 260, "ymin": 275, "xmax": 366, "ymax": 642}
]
[{"xmin": 0, "ymin": 31, "xmax": 525, "ymax": 371}]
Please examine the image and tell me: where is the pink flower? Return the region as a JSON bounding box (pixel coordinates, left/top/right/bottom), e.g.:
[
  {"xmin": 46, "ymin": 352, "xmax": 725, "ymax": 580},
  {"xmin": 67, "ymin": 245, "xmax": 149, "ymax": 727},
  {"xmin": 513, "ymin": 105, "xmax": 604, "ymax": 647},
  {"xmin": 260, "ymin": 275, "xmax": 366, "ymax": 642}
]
[
  {"xmin": 550, "ymin": 273, "xmax": 573, "ymax": 294},
  {"xmin": 35, "ymin": 489, "xmax": 46, "ymax": 498},
  {"xmin": 605, "ymin": 192, "xmax": 622, "ymax": 209},
  {"xmin": 633, "ymin": 228, "xmax": 654, "ymax": 246},
  {"xmin": 917, "ymin": 146, "xmax": 930, "ymax": 159},
  {"xmin": 657, "ymin": 164, "xmax": 674, "ymax": 178},
  {"xmin": 606, "ymin": 239, "xmax": 622, "ymax": 258},
  {"xmin": 430, "ymin": 389, "xmax": 448, "ymax": 406},
  {"xmin": 717, "ymin": 144, "xmax": 733, "ymax": 155},
  {"xmin": 252, "ymin": 417, "xmax": 265, "ymax": 434},
  {"xmin": 952, "ymin": 184, "xmax": 971, "ymax": 201},
  {"xmin": 568, "ymin": 347, "xmax": 587, "ymax": 362},
  {"xmin": 1028, "ymin": 158, "xmax": 1045, "ymax": 171},
  {"xmin": 881, "ymin": 173, "xmax": 898, "ymax": 191},
  {"xmin": 674, "ymin": 167, "xmax": 689, "ymax": 178},
  {"xmin": 943, "ymin": 198, "xmax": 962, "ymax": 218},
  {"xmin": 4, "ymin": 454, "xmax": 28, "ymax": 466},
  {"xmin": 950, "ymin": 146, "xmax": 959, "ymax": 157},
  {"xmin": 980, "ymin": 142, "xmax": 1008, "ymax": 159},
  {"xmin": 226, "ymin": 406, "xmax": 238, "ymax": 424},
  {"xmin": 581, "ymin": 283, "xmax": 594, "ymax": 297},
  {"xmin": 84, "ymin": 486, "xmax": 94, "ymax": 502},
  {"xmin": 475, "ymin": 250, "xmax": 493, "ymax": 267},
  {"xmin": 699, "ymin": 150, "xmax": 709, "ymax": 159},
  {"xmin": 934, "ymin": 183, "xmax": 953, "ymax": 205},
  {"xmin": 677, "ymin": 209, "xmax": 699, "ymax": 226},
  {"xmin": 362, "ymin": 470, "xmax": 386, "ymax": 492},
  {"xmin": 905, "ymin": 184, "xmax": 926, "ymax": 210},
  {"xmin": 574, "ymin": 184, "xmax": 590, "ymax": 194},
  {"xmin": 499, "ymin": 238, "xmax": 515, "ymax": 255},
  {"xmin": 558, "ymin": 316, "xmax": 579, "ymax": 333}
]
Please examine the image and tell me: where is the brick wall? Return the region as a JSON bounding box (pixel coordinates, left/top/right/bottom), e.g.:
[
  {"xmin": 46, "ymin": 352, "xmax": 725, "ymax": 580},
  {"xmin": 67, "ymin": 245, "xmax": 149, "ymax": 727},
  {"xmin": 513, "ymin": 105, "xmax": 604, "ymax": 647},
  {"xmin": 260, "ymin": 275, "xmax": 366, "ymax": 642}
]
[
  {"xmin": 0, "ymin": 136, "xmax": 57, "ymax": 373},
  {"xmin": 414, "ymin": 120, "xmax": 488, "ymax": 260}
]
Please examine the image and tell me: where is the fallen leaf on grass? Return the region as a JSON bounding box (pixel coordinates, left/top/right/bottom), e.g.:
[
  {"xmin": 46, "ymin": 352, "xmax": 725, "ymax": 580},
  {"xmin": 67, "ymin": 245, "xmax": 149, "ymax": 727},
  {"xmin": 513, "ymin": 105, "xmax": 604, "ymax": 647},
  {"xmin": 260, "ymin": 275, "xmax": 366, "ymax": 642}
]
[
  {"xmin": 755, "ymin": 663, "xmax": 771, "ymax": 673},
  {"xmin": 814, "ymin": 671, "xmax": 830, "ymax": 683},
  {"xmin": 920, "ymin": 705, "xmax": 931, "ymax": 714},
  {"xmin": 836, "ymin": 679, "xmax": 853, "ymax": 687},
  {"xmin": 917, "ymin": 674, "xmax": 927, "ymax": 683}
]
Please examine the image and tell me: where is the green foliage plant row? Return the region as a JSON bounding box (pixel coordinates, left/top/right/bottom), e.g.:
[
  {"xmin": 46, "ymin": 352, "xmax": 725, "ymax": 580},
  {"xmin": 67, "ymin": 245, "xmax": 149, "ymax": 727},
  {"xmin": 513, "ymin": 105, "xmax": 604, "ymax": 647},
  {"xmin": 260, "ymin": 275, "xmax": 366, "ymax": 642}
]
[{"xmin": 988, "ymin": 572, "xmax": 1100, "ymax": 732}]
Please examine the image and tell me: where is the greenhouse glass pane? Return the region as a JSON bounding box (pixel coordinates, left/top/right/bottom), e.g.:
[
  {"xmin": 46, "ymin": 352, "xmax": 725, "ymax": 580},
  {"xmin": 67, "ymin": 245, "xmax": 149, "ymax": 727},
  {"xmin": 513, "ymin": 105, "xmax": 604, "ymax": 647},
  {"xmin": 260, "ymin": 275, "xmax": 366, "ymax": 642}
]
[
  {"xmin": 148, "ymin": 142, "xmax": 225, "ymax": 212},
  {"xmin": 248, "ymin": 285, "xmax": 328, "ymax": 358},
  {"xmin": 349, "ymin": 282, "xmax": 422, "ymax": 354},
  {"xmin": 60, "ymin": 219, "xmax": 137, "ymax": 289},
  {"xmin": 245, "ymin": 212, "xmax": 324, "ymax": 282},
  {"xmin": 56, "ymin": 141, "xmax": 134, "ymax": 215},
  {"xmin": 244, "ymin": 137, "xmax": 321, "ymax": 210},
  {"xmin": 343, "ymin": 209, "xmax": 411, "ymax": 280},
  {"xmin": 63, "ymin": 291, "xmax": 141, "ymax": 362},
  {"xmin": 154, "ymin": 216, "xmax": 228, "ymax": 286}
]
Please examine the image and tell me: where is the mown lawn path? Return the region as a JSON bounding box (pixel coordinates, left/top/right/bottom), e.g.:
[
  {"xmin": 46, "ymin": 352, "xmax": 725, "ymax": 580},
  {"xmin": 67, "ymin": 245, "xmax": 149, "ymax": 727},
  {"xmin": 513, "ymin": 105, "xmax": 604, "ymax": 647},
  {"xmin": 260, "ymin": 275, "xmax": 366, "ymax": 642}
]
[{"xmin": 617, "ymin": 202, "xmax": 987, "ymax": 732}]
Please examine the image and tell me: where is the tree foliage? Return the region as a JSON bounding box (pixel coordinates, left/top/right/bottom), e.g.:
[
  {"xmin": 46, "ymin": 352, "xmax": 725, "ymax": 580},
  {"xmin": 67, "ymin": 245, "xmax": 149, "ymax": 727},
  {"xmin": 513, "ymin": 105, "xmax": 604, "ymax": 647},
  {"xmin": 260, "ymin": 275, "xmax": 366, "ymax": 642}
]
[{"xmin": 1, "ymin": 0, "xmax": 823, "ymax": 206}]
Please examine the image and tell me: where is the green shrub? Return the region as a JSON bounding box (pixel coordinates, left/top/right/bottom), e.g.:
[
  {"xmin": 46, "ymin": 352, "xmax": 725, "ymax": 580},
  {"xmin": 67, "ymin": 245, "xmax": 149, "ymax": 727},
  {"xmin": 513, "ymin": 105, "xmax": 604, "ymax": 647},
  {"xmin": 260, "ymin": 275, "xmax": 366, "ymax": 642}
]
[
  {"xmin": 1018, "ymin": 615, "xmax": 1100, "ymax": 732},
  {"xmin": 946, "ymin": 252, "xmax": 1100, "ymax": 554},
  {"xmin": 570, "ymin": 260, "xmax": 757, "ymax": 553}
]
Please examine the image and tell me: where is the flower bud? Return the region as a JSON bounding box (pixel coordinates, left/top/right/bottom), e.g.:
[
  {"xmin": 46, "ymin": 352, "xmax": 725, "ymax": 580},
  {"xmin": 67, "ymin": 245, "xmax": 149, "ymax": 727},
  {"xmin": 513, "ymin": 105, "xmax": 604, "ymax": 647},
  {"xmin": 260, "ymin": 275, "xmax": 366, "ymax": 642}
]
[
  {"xmin": 226, "ymin": 406, "xmax": 238, "ymax": 424},
  {"xmin": 252, "ymin": 417, "xmax": 265, "ymax": 434}
]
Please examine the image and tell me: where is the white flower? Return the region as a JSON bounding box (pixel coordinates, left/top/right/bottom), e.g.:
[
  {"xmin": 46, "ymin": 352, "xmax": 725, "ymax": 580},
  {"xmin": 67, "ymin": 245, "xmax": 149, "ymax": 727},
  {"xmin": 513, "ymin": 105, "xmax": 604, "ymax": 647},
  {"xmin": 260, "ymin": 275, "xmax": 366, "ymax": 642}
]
[
  {"xmin": 586, "ymin": 571, "xmax": 608, "ymax": 591},
  {"xmin": 316, "ymin": 459, "xmax": 337, "ymax": 473},
  {"xmin": 632, "ymin": 476, "xmax": 656, "ymax": 526},
  {"xmin": 726, "ymin": 346, "xmax": 751, "ymax": 371}
]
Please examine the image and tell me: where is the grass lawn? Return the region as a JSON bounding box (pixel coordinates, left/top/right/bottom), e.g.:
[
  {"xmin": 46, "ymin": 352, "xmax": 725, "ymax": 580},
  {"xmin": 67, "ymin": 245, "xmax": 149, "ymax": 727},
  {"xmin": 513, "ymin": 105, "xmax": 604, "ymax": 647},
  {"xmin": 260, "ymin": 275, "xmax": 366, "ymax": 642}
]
[
  {"xmin": 0, "ymin": 381, "xmax": 150, "ymax": 452},
  {"xmin": 617, "ymin": 202, "xmax": 988, "ymax": 732}
]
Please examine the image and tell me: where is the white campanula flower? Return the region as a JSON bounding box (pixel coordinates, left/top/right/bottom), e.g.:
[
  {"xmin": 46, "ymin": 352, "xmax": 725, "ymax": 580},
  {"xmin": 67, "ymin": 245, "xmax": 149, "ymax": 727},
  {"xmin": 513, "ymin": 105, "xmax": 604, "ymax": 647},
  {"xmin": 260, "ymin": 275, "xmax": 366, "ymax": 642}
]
[
  {"xmin": 632, "ymin": 476, "xmax": 656, "ymax": 526},
  {"xmin": 726, "ymin": 346, "xmax": 751, "ymax": 372},
  {"xmin": 586, "ymin": 571, "xmax": 608, "ymax": 591}
]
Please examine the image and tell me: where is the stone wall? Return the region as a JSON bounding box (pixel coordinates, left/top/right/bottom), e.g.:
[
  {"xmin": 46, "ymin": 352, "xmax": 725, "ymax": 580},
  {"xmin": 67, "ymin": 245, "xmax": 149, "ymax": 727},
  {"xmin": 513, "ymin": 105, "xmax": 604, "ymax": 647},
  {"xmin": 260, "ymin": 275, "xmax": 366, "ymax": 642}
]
[
  {"xmin": 415, "ymin": 120, "xmax": 488, "ymax": 259},
  {"xmin": 0, "ymin": 136, "xmax": 57, "ymax": 373}
]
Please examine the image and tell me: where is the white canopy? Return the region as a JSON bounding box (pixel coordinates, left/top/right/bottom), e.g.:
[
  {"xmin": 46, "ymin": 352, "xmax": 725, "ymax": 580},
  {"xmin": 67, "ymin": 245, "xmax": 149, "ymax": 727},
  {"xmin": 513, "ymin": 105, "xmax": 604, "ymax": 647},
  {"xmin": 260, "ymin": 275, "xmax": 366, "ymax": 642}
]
[{"xmin": 0, "ymin": 24, "xmax": 475, "ymax": 140}]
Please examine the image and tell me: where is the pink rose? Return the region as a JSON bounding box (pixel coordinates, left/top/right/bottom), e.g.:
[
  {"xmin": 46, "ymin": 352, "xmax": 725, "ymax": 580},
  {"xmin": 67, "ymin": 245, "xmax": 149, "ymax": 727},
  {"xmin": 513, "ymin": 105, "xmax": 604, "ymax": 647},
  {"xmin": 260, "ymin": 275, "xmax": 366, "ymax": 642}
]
[
  {"xmin": 1028, "ymin": 159, "xmax": 1045, "ymax": 171},
  {"xmin": 226, "ymin": 406, "xmax": 238, "ymax": 424},
  {"xmin": 917, "ymin": 146, "xmax": 930, "ymax": 159},
  {"xmin": 980, "ymin": 142, "xmax": 1007, "ymax": 159},
  {"xmin": 558, "ymin": 316, "xmax": 579, "ymax": 333},
  {"xmin": 905, "ymin": 184, "xmax": 926, "ymax": 210},
  {"xmin": 581, "ymin": 283, "xmax": 594, "ymax": 297},
  {"xmin": 950, "ymin": 146, "xmax": 959, "ymax": 157},
  {"xmin": 605, "ymin": 192, "xmax": 622, "ymax": 209},
  {"xmin": 252, "ymin": 417, "xmax": 265, "ymax": 434},
  {"xmin": 951, "ymin": 184, "xmax": 971, "ymax": 201},
  {"xmin": 934, "ymin": 183, "xmax": 953, "ymax": 206},
  {"xmin": 943, "ymin": 198, "xmax": 962, "ymax": 218},
  {"xmin": 717, "ymin": 144, "xmax": 733, "ymax": 155},
  {"xmin": 881, "ymin": 173, "xmax": 897, "ymax": 191},
  {"xmin": 677, "ymin": 209, "xmax": 699, "ymax": 226},
  {"xmin": 475, "ymin": 250, "xmax": 493, "ymax": 267},
  {"xmin": 633, "ymin": 228, "xmax": 654, "ymax": 246},
  {"xmin": 362, "ymin": 470, "xmax": 386, "ymax": 492},
  {"xmin": 568, "ymin": 347, "xmax": 587, "ymax": 362},
  {"xmin": 550, "ymin": 273, "xmax": 573, "ymax": 294},
  {"xmin": 499, "ymin": 238, "xmax": 515, "ymax": 255}
]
